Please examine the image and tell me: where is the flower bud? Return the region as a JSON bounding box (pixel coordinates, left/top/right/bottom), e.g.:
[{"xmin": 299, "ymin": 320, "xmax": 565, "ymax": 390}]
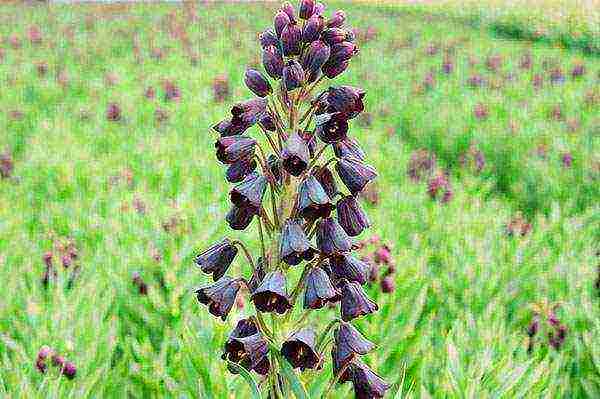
[
  {"xmin": 302, "ymin": 14, "xmax": 325, "ymax": 43},
  {"xmin": 196, "ymin": 276, "xmax": 243, "ymax": 321},
  {"xmin": 281, "ymin": 328, "xmax": 320, "ymax": 371},
  {"xmin": 281, "ymin": 2, "xmax": 296, "ymax": 22},
  {"xmin": 301, "ymin": 40, "xmax": 330, "ymax": 76},
  {"xmin": 283, "ymin": 60, "xmax": 305, "ymax": 91},
  {"xmin": 244, "ymin": 68, "xmax": 272, "ymax": 97},
  {"xmin": 281, "ymin": 22, "xmax": 302, "ymax": 57},
  {"xmin": 336, "ymin": 195, "xmax": 370, "ymax": 237},
  {"xmin": 274, "ymin": 10, "xmax": 291, "ymax": 37},
  {"xmin": 106, "ymin": 102, "xmax": 121, "ymax": 121},
  {"xmin": 326, "ymin": 10, "xmax": 346, "ymax": 28},
  {"xmin": 322, "ymin": 42, "xmax": 357, "ymax": 78},
  {"xmin": 380, "ymin": 276, "xmax": 395, "ymax": 293},
  {"xmin": 259, "ymin": 28, "xmax": 279, "ymax": 48},
  {"xmin": 299, "ymin": 0, "xmax": 315, "ymax": 20},
  {"xmin": 321, "ymin": 28, "xmax": 349, "ymax": 45},
  {"xmin": 314, "ymin": 2, "xmax": 326, "ymax": 15},
  {"xmin": 263, "ymin": 46, "xmax": 284, "ymax": 80},
  {"xmin": 282, "ymin": 131, "xmax": 310, "ymax": 176}
]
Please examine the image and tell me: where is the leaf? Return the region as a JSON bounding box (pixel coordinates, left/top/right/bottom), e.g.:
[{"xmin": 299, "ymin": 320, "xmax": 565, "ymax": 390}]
[
  {"xmin": 226, "ymin": 361, "xmax": 261, "ymax": 399},
  {"xmin": 277, "ymin": 353, "xmax": 310, "ymax": 399}
]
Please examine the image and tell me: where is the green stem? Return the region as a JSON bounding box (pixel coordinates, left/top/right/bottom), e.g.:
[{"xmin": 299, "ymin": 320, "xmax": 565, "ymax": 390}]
[
  {"xmin": 231, "ymin": 240, "xmax": 256, "ymax": 274},
  {"xmin": 316, "ymin": 318, "xmax": 341, "ymax": 352},
  {"xmin": 321, "ymin": 360, "xmax": 350, "ymax": 399},
  {"xmin": 257, "ymin": 217, "xmax": 266, "ymax": 260}
]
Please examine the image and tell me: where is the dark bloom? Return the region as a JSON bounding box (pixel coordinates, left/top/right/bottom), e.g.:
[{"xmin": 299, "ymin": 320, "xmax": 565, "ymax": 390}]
[
  {"xmin": 245, "ymin": 69, "xmax": 272, "ymax": 97},
  {"xmin": 212, "ymin": 119, "xmax": 246, "ymax": 137},
  {"xmin": 339, "ymin": 280, "xmax": 378, "ymax": 321},
  {"xmin": 260, "ymin": 28, "xmax": 279, "ymax": 48},
  {"xmin": 274, "ymin": 10, "xmax": 291, "ymax": 37},
  {"xmin": 330, "ymin": 253, "xmax": 369, "ymax": 285},
  {"xmin": 326, "ymin": 86, "xmax": 365, "ymax": 118},
  {"xmin": 336, "ymin": 196, "xmax": 369, "ymax": 237},
  {"xmin": 231, "ymin": 98, "xmax": 268, "ymax": 128},
  {"xmin": 195, "ymin": 239, "xmax": 238, "ymax": 281},
  {"xmin": 267, "ymin": 154, "xmax": 283, "ymax": 185},
  {"xmin": 348, "ymin": 360, "xmax": 390, "ymax": 399},
  {"xmin": 251, "ymin": 271, "xmax": 292, "ymax": 314},
  {"xmin": 62, "ymin": 362, "xmax": 77, "ymax": 380},
  {"xmin": 322, "ymin": 42, "xmax": 357, "ymax": 78},
  {"xmin": 304, "ymin": 266, "xmax": 339, "ymax": 309},
  {"xmin": 280, "ymin": 219, "xmax": 317, "ymax": 265},
  {"xmin": 281, "ymin": 328, "xmax": 321, "ymax": 371},
  {"xmin": 316, "ymin": 217, "xmax": 352, "ymax": 255},
  {"xmin": 281, "ymin": 22, "xmax": 302, "ymax": 57},
  {"xmin": 326, "ymin": 10, "xmax": 346, "ymax": 28},
  {"xmin": 230, "ymin": 171, "xmax": 268, "ymax": 210},
  {"xmin": 333, "ymin": 322, "xmax": 375, "ymax": 366},
  {"xmin": 380, "ymin": 276, "xmax": 395, "ymax": 293},
  {"xmin": 259, "ymin": 113, "xmax": 276, "ymax": 132},
  {"xmin": 336, "ymin": 157, "xmax": 377, "ymax": 195},
  {"xmin": 226, "ymin": 205, "xmax": 257, "ymax": 230},
  {"xmin": 282, "ymin": 131, "xmax": 310, "ymax": 176},
  {"xmin": 283, "ymin": 60, "xmax": 305, "ymax": 91},
  {"xmin": 196, "ymin": 276, "xmax": 243, "ymax": 321},
  {"xmin": 263, "ymin": 45, "xmax": 285, "ymax": 80},
  {"xmin": 299, "ymin": 0, "xmax": 315, "ymax": 19},
  {"xmin": 311, "ymin": 166, "xmax": 338, "ymax": 199},
  {"xmin": 303, "ymin": 14, "xmax": 325, "ymax": 43},
  {"xmin": 224, "ymin": 323, "xmax": 270, "ymax": 375},
  {"xmin": 301, "ymin": 40, "xmax": 330, "ymax": 76},
  {"xmin": 215, "ymin": 136, "xmax": 257, "ymax": 164},
  {"xmin": 226, "ymin": 158, "xmax": 258, "ymax": 183},
  {"xmin": 321, "ymin": 28, "xmax": 350, "ymax": 45},
  {"xmin": 331, "ymin": 347, "xmax": 353, "ymax": 384},
  {"xmin": 333, "ymin": 138, "xmax": 366, "ymax": 161},
  {"xmin": 316, "ymin": 112, "xmax": 349, "ymax": 143},
  {"xmin": 297, "ymin": 175, "xmax": 334, "ymax": 220}
]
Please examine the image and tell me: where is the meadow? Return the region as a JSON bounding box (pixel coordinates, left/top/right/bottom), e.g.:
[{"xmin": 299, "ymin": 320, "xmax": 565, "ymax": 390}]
[{"xmin": 0, "ymin": 1, "xmax": 598, "ymax": 398}]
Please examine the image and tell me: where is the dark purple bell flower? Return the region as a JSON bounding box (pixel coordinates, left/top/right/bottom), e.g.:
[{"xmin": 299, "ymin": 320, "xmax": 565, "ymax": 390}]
[
  {"xmin": 326, "ymin": 86, "xmax": 365, "ymax": 118},
  {"xmin": 311, "ymin": 166, "xmax": 338, "ymax": 199},
  {"xmin": 282, "ymin": 131, "xmax": 310, "ymax": 176},
  {"xmin": 263, "ymin": 46, "xmax": 285, "ymax": 80},
  {"xmin": 225, "ymin": 331, "xmax": 270, "ymax": 375},
  {"xmin": 274, "ymin": 10, "xmax": 291, "ymax": 37},
  {"xmin": 321, "ymin": 28, "xmax": 350, "ymax": 45},
  {"xmin": 348, "ymin": 361, "xmax": 390, "ymax": 399},
  {"xmin": 322, "ymin": 42, "xmax": 357, "ymax": 78},
  {"xmin": 260, "ymin": 28, "xmax": 280, "ymax": 48},
  {"xmin": 281, "ymin": 2, "xmax": 296, "ymax": 22},
  {"xmin": 280, "ymin": 219, "xmax": 317, "ymax": 265},
  {"xmin": 335, "ymin": 157, "xmax": 377, "ymax": 195},
  {"xmin": 267, "ymin": 154, "xmax": 283, "ymax": 185},
  {"xmin": 195, "ymin": 238, "xmax": 238, "ymax": 281},
  {"xmin": 281, "ymin": 327, "xmax": 321, "ymax": 371},
  {"xmin": 336, "ymin": 195, "xmax": 369, "ymax": 237},
  {"xmin": 216, "ymin": 136, "xmax": 257, "ymax": 165},
  {"xmin": 304, "ymin": 266, "xmax": 339, "ymax": 309},
  {"xmin": 301, "ymin": 40, "xmax": 330, "ymax": 76},
  {"xmin": 316, "ymin": 217, "xmax": 352, "ymax": 255},
  {"xmin": 315, "ymin": 112, "xmax": 349, "ymax": 143},
  {"xmin": 196, "ymin": 276, "xmax": 242, "ymax": 321},
  {"xmin": 230, "ymin": 171, "xmax": 268, "ymax": 210},
  {"xmin": 330, "ymin": 253, "xmax": 369, "ymax": 285},
  {"xmin": 297, "ymin": 175, "xmax": 334, "ymax": 221},
  {"xmin": 223, "ymin": 319, "xmax": 258, "ymax": 370},
  {"xmin": 251, "ymin": 271, "xmax": 292, "ymax": 314},
  {"xmin": 244, "ymin": 69, "xmax": 272, "ymax": 98},
  {"xmin": 299, "ymin": 0, "xmax": 315, "ymax": 20},
  {"xmin": 226, "ymin": 157, "xmax": 257, "ymax": 183},
  {"xmin": 283, "ymin": 60, "xmax": 305, "ymax": 91},
  {"xmin": 303, "ymin": 14, "xmax": 325, "ymax": 43},
  {"xmin": 326, "ymin": 10, "xmax": 346, "ymax": 28},
  {"xmin": 259, "ymin": 113, "xmax": 276, "ymax": 132},
  {"xmin": 339, "ymin": 280, "xmax": 378, "ymax": 321},
  {"xmin": 333, "ymin": 322, "xmax": 375, "ymax": 366},
  {"xmin": 231, "ymin": 98, "xmax": 268, "ymax": 128},
  {"xmin": 212, "ymin": 119, "xmax": 246, "ymax": 137},
  {"xmin": 331, "ymin": 347, "xmax": 353, "ymax": 384},
  {"xmin": 281, "ymin": 22, "xmax": 302, "ymax": 57},
  {"xmin": 226, "ymin": 204, "xmax": 257, "ymax": 231},
  {"xmin": 333, "ymin": 138, "xmax": 366, "ymax": 161},
  {"xmin": 322, "ymin": 59, "xmax": 350, "ymax": 79}
]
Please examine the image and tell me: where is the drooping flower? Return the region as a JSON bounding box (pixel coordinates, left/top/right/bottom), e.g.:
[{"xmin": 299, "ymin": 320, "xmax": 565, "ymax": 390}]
[
  {"xmin": 329, "ymin": 253, "xmax": 369, "ymax": 285},
  {"xmin": 326, "ymin": 86, "xmax": 365, "ymax": 118},
  {"xmin": 226, "ymin": 158, "xmax": 258, "ymax": 183},
  {"xmin": 315, "ymin": 112, "xmax": 349, "ymax": 143},
  {"xmin": 251, "ymin": 271, "xmax": 292, "ymax": 314},
  {"xmin": 311, "ymin": 166, "xmax": 338, "ymax": 199},
  {"xmin": 281, "ymin": 327, "xmax": 321, "ymax": 370},
  {"xmin": 332, "ymin": 138, "xmax": 366, "ymax": 161},
  {"xmin": 339, "ymin": 279, "xmax": 378, "ymax": 321},
  {"xmin": 195, "ymin": 238, "xmax": 238, "ymax": 281},
  {"xmin": 304, "ymin": 265, "xmax": 339, "ymax": 309},
  {"xmin": 230, "ymin": 171, "xmax": 268, "ymax": 210},
  {"xmin": 316, "ymin": 217, "xmax": 352, "ymax": 255},
  {"xmin": 196, "ymin": 276, "xmax": 243, "ymax": 321},
  {"xmin": 348, "ymin": 360, "xmax": 391, "ymax": 399},
  {"xmin": 226, "ymin": 204, "xmax": 257, "ymax": 231},
  {"xmin": 336, "ymin": 195, "xmax": 369, "ymax": 237},
  {"xmin": 215, "ymin": 136, "xmax": 257, "ymax": 164},
  {"xmin": 280, "ymin": 219, "xmax": 317, "ymax": 265},
  {"xmin": 333, "ymin": 322, "xmax": 375, "ymax": 366},
  {"xmin": 297, "ymin": 175, "xmax": 334, "ymax": 221},
  {"xmin": 224, "ymin": 323, "xmax": 270, "ymax": 375},
  {"xmin": 282, "ymin": 131, "xmax": 310, "ymax": 176},
  {"xmin": 335, "ymin": 157, "xmax": 377, "ymax": 195}
]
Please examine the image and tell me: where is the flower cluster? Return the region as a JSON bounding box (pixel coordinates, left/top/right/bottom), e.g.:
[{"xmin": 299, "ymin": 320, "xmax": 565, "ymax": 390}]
[
  {"xmin": 41, "ymin": 238, "xmax": 81, "ymax": 289},
  {"xmin": 194, "ymin": 1, "xmax": 389, "ymax": 397},
  {"xmin": 35, "ymin": 346, "xmax": 77, "ymax": 380},
  {"xmin": 526, "ymin": 302, "xmax": 568, "ymax": 353}
]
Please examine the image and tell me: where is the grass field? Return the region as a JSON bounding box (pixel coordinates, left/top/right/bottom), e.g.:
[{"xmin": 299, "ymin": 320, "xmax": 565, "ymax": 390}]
[{"xmin": 0, "ymin": 1, "xmax": 599, "ymax": 398}]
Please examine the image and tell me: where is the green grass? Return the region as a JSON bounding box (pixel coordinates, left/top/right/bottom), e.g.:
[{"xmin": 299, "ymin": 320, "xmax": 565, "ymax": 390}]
[{"xmin": 0, "ymin": 2, "xmax": 599, "ymax": 398}]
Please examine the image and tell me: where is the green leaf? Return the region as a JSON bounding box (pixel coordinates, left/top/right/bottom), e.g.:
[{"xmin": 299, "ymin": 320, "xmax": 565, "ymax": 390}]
[
  {"xmin": 277, "ymin": 353, "xmax": 310, "ymax": 399},
  {"xmin": 226, "ymin": 361, "xmax": 262, "ymax": 399}
]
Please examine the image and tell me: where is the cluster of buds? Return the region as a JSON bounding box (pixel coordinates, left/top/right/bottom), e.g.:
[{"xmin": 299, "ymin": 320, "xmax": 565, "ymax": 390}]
[
  {"xmin": 356, "ymin": 236, "xmax": 396, "ymax": 293},
  {"xmin": 526, "ymin": 302, "xmax": 568, "ymax": 353},
  {"xmin": 195, "ymin": 2, "xmax": 389, "ymax": 398},
  {"xmin": 35, "ymin": 346, "xmax": 77, "ymax": 380},
  {"xmin": 41, "ymin": 238, "xmax": 80, "ymax": 289}
]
